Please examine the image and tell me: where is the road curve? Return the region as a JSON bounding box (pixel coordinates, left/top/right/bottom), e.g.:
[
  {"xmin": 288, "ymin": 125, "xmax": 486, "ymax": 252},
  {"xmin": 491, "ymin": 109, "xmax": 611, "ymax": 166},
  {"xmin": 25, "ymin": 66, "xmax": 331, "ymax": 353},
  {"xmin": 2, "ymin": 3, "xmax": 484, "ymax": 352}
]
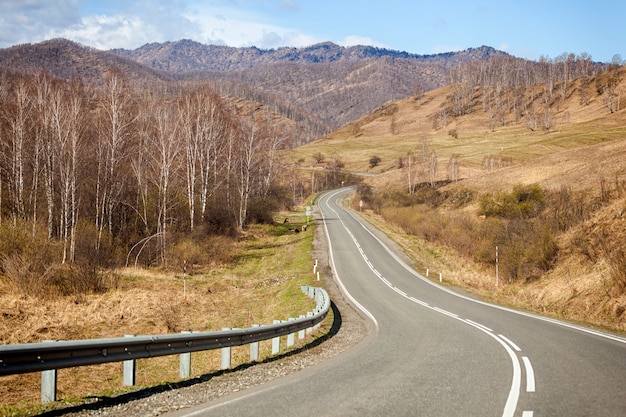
[{"xmin": 167, "ymin": 188, "xmax": 626, "ymax": 417}]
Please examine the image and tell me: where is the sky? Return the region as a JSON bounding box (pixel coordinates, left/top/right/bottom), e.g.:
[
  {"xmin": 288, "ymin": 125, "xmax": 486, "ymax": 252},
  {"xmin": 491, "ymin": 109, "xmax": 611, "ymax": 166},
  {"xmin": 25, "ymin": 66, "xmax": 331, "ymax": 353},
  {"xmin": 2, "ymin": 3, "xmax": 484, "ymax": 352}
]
[{"xmin": 0, "ymin": 0, "xmax": 623, "ymax": 63}]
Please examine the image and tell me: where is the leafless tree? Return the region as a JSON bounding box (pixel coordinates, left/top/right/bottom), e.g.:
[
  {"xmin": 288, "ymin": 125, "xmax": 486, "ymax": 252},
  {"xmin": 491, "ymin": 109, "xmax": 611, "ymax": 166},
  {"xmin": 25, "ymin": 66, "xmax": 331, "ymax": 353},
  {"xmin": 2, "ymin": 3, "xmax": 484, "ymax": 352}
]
[
  {"xmin": 1, "ymin": 76, "xmax": 31, "ymax": 222},
  {"xmin": 33, "ymin": 72, "xmax": 57, "ymax": 239},
  {"xmin": 449, "ymin": 154, "xmax": 460, "ymax": 183},
  {"xmin": 149, "ymin": 101, "xmax": 181, "ymax": 263},
  {"xmin": 235, "ymin": 121, "xmax": 259, "ymax": 230},
  {"xmin": 95, "ymin": 69, "xmax": 136, "ymax": 250},
  {"xmin": 53, "ymin": 78, "xmax": 84, "ymax": 263},
  {"xmin": 429, "ymin": 151, "xmax": 438, "ymax": 187}
]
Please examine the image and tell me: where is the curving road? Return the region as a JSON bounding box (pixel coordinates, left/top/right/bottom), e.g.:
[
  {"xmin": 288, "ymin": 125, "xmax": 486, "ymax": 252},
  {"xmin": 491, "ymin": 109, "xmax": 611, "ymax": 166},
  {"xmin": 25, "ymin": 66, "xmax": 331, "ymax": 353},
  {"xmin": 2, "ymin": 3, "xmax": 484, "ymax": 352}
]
[{"xmin": 168, "ymin": 188, "xmax": 626, "ymax": 417}]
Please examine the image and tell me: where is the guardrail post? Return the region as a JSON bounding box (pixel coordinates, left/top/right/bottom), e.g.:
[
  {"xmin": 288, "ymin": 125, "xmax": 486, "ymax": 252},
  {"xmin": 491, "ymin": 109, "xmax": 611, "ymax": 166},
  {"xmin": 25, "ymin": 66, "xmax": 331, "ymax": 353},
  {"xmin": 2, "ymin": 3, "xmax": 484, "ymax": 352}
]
[
  {"xmin": 298, "ymin": 315, "xmax": 306, "ymax": 339},
  {"xmin": 221, "ymin": 328, "xmax": 231, "ymax": 370},
  {"xmin": 272, "ymin": 320, "xmax": 280, "ymax": 354},
  {"xmin": 41, "ymin": 340, "xmax": 57, "ymax": 404},
  {"xmin": 180, "ymin": 331, "xmax": 192, "ymax": 379},
  {"xmin": 41, "ymin": 368, "xmax": 57, "ymax": 403},
  {"xmin": 250, "ymin": 324, "xmax": 260, "ymax": 362},
  {"xmin": 287, "ymin": 318, "xmax": 295, "ymax": 347},
  {"xmin": 123, "ymin": 334, "xmax": 136, "ymax": 386},
  {"xmin": 306, "ymin": 312, "xmax": 314, "ymax": 334}
]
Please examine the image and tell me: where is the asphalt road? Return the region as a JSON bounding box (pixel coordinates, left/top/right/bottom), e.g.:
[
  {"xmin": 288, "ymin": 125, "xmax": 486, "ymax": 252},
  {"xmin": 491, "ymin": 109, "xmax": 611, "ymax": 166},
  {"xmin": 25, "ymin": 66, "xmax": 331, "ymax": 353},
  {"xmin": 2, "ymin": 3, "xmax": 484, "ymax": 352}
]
[{"xmin": 168, "ymin": 188, "xmax": 626, "ymax": 417}]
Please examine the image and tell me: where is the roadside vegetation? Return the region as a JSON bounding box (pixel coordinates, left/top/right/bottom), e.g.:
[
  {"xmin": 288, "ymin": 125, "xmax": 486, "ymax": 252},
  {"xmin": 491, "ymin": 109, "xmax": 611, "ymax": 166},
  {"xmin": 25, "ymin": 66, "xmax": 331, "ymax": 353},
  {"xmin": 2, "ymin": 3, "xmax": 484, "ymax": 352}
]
[{"xmin": 0, "ymin": 213, "xmax": 323, "ymax": 416}]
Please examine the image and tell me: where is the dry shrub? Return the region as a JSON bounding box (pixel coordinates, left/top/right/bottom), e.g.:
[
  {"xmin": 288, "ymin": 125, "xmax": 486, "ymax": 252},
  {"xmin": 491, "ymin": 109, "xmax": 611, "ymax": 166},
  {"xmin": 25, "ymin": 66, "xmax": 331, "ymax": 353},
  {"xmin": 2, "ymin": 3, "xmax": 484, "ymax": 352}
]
[
  {"xmin": 545, "ymin": 186, "xmax": 590, "ymax": 232},
  {"xmin": 2, "ymin": 251, "xmax": 118, "ymax": 299},
  {"xmin": 167, "ymin": 234, "xmax": 236, "ymax": 270},
  {"xmin": 205, "ymin": 235, "xmax": 237, "ymax": 265},
  {"xmin": 157, "ymin": 302, "xmax": 182, "ymax": 333},
  {"xmin": 51, "ymin": 262, "xmax": 120, "ymax": 296},
  {"xmin": 2, "ymin": 254, "xmax": 56, "ymax": 298},
  {"xmin": 0, "ymin": 225, "xmax": 54, "ymax": 298},
  {"xmin": 440, "ymin": 212, "xmax": 477, "ymax": 256},
  {"xmin": 595, "ymin": 229, "xmax": 626, "ymax": 294},
  {"xmin": 479, "ymin": 184, "xmax": 545, "ymax": 219},
  {"xmin": 381, "ymin": 205, "xmax": 445, "ymax": 241},
  {"xmin": 167, "ymin": 238, "xmax": 206, "ymax": 267},
  {"xmin": 378, "ymin": 186, "xmax": 559, "ymax": 283},
  {"xmin": 604, "ymin": 247, "xmax": 626, "ymax": 293}
]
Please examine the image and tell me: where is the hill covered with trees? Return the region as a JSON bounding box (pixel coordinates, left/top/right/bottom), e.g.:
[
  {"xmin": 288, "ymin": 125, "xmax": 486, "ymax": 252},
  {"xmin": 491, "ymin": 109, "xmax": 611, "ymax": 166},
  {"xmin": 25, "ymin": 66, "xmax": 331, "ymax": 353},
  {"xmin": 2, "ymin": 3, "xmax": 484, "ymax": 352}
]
[{"xmin": 8, "ymin": 39, "xmax": 610, "ymax": 143}]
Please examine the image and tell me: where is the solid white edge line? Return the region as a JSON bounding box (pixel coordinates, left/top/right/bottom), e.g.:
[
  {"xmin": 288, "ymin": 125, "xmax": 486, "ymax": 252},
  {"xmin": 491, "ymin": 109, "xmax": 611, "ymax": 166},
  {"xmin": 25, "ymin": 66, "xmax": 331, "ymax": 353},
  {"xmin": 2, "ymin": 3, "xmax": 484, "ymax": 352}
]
[
  {"xmin": 522, "ymin": 356, "xmax": 535, "ymax": 393},
  {"xmin": 522, "ymin": 411, "xmax": 534, "ymax": 417}
]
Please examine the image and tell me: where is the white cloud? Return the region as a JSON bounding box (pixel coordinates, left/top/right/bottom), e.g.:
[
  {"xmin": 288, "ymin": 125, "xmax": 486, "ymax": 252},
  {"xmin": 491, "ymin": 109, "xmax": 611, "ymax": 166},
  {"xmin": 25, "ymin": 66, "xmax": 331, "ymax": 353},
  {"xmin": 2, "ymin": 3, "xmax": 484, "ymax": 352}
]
[
  {"xmin": 48, "ymin": 14, "xmax": 156, "ymax": 50},
  {"xmin": 340, "ymin": 35, "xmax": 387, "ymax": 48},
  {"xmin": 0, "ymin": 0, "xmax": 345, "ymax": 51},
  {"xmin": 183, "ymin": 5, "xmax": 318, "ymax": 49},
  {"xmin": 0, "ymin": 0, "xmax": 81, "ymax": 46}
]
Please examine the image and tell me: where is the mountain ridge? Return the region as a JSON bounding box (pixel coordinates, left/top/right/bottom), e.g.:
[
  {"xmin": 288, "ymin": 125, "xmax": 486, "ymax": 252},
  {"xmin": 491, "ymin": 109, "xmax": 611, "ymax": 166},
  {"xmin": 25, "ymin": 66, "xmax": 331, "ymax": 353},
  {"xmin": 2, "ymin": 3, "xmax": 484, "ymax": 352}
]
[
  {"xmin": 0, "ymin": 38, "xmax": 174, "ymax": 84},
  {"xmin": 110, "ymin": 39, "xmax": 507, "ymax": 72}
]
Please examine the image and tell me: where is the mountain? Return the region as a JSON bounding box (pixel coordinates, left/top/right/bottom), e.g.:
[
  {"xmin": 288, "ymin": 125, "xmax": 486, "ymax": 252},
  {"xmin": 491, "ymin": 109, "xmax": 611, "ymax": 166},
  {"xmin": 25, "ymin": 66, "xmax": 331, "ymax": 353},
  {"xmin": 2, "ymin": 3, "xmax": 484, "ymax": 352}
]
[
  {"xmin": 111, "ymin": 39, "xmax": 505, "ymax": 72},
  {"xmin": 0, "ymin": 38, "xmax": 173, "ymax": 84},
  {"xmin": 110, "ymin": 40, "xmax": 511, "ymax": 138},
  {"xmin": 0, "ymin": 38, "xmax": 515, "ymax": 142}
]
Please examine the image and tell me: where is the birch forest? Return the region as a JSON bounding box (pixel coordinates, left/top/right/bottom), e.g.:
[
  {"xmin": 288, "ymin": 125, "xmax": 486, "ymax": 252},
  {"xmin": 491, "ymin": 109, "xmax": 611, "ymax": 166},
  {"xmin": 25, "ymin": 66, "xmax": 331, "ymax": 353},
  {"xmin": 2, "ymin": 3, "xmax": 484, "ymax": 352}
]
[{"xmin": 0, "ymin": 69, "xmax": 296, "ymax": 283}]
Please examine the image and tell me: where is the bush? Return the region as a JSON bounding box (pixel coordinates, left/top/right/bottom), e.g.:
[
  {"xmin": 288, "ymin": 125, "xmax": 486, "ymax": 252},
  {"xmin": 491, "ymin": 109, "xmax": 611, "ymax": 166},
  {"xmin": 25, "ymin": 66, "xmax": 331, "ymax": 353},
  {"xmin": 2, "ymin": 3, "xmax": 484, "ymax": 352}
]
[
  {"xmin": 369, "ymin": 155, "xmax": 382, "ymax": 168},
  {"xmin": 2, "ymin": 253, "xmax": 55, "ymax": 298},
  {"xmin": 479, "ymin": 184, "xmax": 545, "ymax": 219},
  {"xmin": 167, "ymin": 234, "xmax": 236, "ymax": 271}
]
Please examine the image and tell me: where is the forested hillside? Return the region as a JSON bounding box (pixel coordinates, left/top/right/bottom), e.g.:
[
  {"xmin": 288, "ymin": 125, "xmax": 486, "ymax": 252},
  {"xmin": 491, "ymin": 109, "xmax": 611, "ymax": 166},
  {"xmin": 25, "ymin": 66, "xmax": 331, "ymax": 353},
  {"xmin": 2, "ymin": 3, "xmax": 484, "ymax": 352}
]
[
  {"xmin": 0, "ymin": 68, "xmax": 299, "ymax": 297},
  {"xmin": 1, "ymin": 39, "xmax": 610, "ymax": 143}
]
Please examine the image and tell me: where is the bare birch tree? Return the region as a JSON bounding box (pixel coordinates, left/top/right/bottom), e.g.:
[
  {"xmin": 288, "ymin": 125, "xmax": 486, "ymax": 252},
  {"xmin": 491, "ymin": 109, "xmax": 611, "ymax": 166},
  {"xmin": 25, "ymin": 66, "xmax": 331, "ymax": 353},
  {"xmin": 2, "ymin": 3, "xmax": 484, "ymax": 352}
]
[
  {"xmin": 235, "ymin": 121, "xmax": 259, "ymax": 230},
  {"xmin": 179, "ymin": 86, "xmax": 228, "ymax": 230},
  {"xmin": 33, "ymin": 72, "xmax": 57, "ymax": 239},
  {"xmin": 429, "ymin": 151, "xmax": 438, "ymax": 187},
  {"xmin": 95, "ymin": 69, "xmax": 135, "ymax": 250},
  {"xmin": 53, "ymin": 78, "xmax": 84, "ymax": 263},
  {"xmin": 150, "ymin": 102, "xmax": 181, "ymax": 263},
  {"xmin": 1, "ymin": 76, "xmax": 30, "ymax": 222}
]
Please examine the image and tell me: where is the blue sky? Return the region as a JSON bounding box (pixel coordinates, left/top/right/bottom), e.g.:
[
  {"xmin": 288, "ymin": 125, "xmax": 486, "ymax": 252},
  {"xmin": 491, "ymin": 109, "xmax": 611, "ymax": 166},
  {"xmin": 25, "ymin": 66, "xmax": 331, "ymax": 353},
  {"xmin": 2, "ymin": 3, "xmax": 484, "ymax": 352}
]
[{"xmin": 0, "ymin": 0, "xmax": 623, "ymax": 63}]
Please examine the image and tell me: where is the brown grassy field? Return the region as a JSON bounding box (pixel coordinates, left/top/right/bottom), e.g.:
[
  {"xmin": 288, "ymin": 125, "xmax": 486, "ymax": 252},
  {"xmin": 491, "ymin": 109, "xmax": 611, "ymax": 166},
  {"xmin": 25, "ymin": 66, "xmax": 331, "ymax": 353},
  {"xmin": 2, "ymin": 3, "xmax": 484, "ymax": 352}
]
[{"xmin": 0, "ymin": 216, "xmax": 323, "ymax": 416}]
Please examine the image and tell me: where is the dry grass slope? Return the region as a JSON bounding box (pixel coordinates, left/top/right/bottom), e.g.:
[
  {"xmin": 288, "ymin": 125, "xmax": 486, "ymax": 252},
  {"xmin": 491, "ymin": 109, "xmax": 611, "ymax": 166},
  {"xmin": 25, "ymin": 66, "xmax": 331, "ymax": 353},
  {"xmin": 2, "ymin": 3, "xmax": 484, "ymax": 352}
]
[{"xmin": 285, "ymin": 68, "xmax": 626, "ymax": 333}]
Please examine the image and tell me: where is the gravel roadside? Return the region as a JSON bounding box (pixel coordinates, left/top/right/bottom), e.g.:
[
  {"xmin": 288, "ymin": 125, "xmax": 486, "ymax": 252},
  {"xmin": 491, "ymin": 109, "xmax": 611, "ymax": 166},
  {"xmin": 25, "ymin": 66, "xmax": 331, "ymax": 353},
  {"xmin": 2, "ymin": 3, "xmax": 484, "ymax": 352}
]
[{"xmin": 38, "ymin": 216, "xmax": 371, "ymax": 417}]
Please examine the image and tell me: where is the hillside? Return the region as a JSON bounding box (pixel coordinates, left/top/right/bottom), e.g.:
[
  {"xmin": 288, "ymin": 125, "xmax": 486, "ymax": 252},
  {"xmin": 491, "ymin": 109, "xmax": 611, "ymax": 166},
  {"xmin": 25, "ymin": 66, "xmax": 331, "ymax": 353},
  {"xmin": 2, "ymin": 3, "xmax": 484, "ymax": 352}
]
[
  {"xmin": 1, "ymin": 39, "xmax": 607, "ymax": 144},
  {"xmin": 287, "ymin": 66, "xmax": 626, "ymax": 332},
  {"xmin": 0, "ymin": 39, "xmax": 515, "ymax": 142},
  {"xmin": 0, "ymin": 38, "xmax": 173, "ymax": 84},
  {"xmin": 112, "ymin": 41, "xmax": 511, "ymax": 136}
]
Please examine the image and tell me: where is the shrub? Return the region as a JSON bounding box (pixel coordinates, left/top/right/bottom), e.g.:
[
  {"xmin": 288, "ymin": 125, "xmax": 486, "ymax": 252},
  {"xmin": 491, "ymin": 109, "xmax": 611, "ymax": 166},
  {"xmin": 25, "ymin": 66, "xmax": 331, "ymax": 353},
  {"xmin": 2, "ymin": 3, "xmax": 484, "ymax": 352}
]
[
  {"xmin": 2, "ymin": 253, "xmax": 55, "ymax": 298},
  {"xmin": 479, "ymin": 184, "xmax": 545, "ymax": 219},
  {"xmin": 369, "ymin": 155, "xmax": 382, "ymax": 168}
]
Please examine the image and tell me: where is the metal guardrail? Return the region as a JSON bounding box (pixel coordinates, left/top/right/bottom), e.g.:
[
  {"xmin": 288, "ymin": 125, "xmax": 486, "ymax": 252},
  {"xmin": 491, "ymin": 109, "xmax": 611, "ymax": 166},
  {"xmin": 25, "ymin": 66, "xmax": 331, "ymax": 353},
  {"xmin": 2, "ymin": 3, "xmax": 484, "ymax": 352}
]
[{"xmin": 0, "ymin": 285, "xmax": 329, "ymax": 380}]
